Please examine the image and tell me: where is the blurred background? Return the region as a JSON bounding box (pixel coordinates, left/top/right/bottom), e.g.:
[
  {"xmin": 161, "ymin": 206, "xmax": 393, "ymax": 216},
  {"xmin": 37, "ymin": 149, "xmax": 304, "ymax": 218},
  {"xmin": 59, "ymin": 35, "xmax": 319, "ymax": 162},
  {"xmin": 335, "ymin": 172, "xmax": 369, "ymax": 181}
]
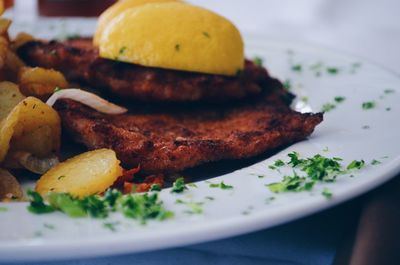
[{"xmin": 4, "ymin": 0, "xmax": 399, "ymax": 73}]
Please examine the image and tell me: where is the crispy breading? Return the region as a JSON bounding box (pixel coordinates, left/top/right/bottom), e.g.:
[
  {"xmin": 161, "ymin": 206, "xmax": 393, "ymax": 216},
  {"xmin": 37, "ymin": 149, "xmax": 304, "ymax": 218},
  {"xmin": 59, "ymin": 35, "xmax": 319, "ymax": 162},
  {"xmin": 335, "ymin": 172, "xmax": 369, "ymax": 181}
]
[
  {"xmin": 18, "ymin": 39, "xmax": 270, "ymax": 102},
  {"xmin": 54, "ymin": 86, "xmax": 323, "ymax": 174}
]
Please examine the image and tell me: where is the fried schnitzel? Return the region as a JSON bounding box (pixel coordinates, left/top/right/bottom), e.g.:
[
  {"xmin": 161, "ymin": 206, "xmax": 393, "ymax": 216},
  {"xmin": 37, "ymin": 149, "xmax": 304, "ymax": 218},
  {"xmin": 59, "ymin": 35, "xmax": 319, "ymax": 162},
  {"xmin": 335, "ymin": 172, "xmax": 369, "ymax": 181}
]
[
  {"xmin": 54, "ymin": 84, "xmax": 323, "ymax": 174},
  {"xmin": 18, "ymin": 39, "xmax": 268, "ymax": 102}
]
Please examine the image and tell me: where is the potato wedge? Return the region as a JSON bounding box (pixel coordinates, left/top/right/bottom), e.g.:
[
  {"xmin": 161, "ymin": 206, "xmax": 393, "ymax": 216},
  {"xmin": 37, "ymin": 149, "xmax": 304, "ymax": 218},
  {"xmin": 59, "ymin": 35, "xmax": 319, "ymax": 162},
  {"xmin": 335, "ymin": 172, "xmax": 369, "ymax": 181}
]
[
  {"xmin": 35, "ymin": 149, "xmax": 123, "ymax": 198},
  {"xmin": 0, "ymin": 168, "xmax": 23, "ymax": 201},
  {"xmin": 0, "ymin": 97, "xmax": 61, "ymax": 163},
  {"xmin": 0, "ymin": 81, "xmax": 25, "ymax": 121},
  {"xmin": 18, "ymin": 67, "xmax": 68, "ymax": 100},
  {"xmin": 11, "ymin": 32, "xmax": 34, "ymax": 52},
  {"xmin": 0, "ymin": 18, "xmax": 11, "ymax": 36}
]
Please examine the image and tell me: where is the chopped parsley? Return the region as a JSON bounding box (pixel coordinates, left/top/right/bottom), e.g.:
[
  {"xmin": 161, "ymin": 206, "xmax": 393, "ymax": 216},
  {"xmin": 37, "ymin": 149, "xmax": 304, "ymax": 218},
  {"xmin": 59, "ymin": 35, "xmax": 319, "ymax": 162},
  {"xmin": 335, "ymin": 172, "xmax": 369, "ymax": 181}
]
[
  {"xmin": 291, "ymin": 64, "xmax": 302, "ymax": 72},
  {"xmin": 187, "ymin": 183, "xmax": 198, "ymax": 188},
  {"xmin": 283, "ymin": 79, "xmax": 292, "ymax": 90},
  {"xmin": 175, "ymin": 199, "xmax": 203, "ymax": 214},
  {"xmin": 326, "ymin": 67, "xmax": 339, "ymax": 74},
  {"xmin": 322, "ymin": 188, "xmax": 333, "ymax": 199},
  {"xmin": 322, "ymin": 103, "xmax": 336, "ymax": 112},
  {"xmin": 150, "ymin": 183, "xmax": 161, "ymax": 192},
  {"xmin": 0, "ymin": 207, "xmax": 8, "ymax": 212},
  {"xmin": 269, "ymin": 159, "xmax": 285, "ymax": 170},
  {"xmin": 103, "ymin": 221, "xmax": 120, "ymax": 232},
  {"xmin": 266, "ymin": 152, "xmax": 366, "ymax": 196},
  {"xmin": 371, "ymin": 159, "xmax": 381, "ymax": 165},
  {"xmin": 362, "ymin": 101, "xmax": 376, "ymax": 110},
  {"xmin": 175, "ymin": 44, "xmax": 180, "ymax": 51},
  {"xmin": 384, "ymin": 89, "xmax": 395, "ymax": 94},
  {"xmin": 27, "ymin": 190, "xmax": 173, "ymax": 224},
  {"xmin": 119, "ymin": 46, "xmax": 127, "ymax": 55},
  {"xmin": 347, "ymin": 160, "xmax": 365, "ymax": 170},
  {"xmin": 171, "ymin": 177, "xmax": 187, "ymax": 193},
  {"xmin": 209, "ymin": 181, "xmax": 233, "ymax": 190},
  {"xmin": 43, "ymin": 223, "xmax": 55, "ymax": 230},
  {"xmin": 202, "ymin": 31, "xmax": 210, "ymax": 38},
  {"xmin": 66, "ymin": 33, "xmax": 81, "ymax": 40},
  {"xmin": 27, "ymin": 190, "xmax": 55, "ymax": 214},
  {"xmin": 253, "ymin": 56, "xmax": 263, "ymax": 66},
  {"xmin": 334, "ymin": 96, "xmax": 345, "ymax": 103}
]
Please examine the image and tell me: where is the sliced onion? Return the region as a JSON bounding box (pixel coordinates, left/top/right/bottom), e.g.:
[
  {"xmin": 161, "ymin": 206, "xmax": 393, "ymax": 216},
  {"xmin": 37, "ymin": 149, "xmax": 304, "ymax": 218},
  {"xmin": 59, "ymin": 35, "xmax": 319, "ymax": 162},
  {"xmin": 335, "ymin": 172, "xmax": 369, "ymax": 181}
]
[
  {"xmin": 14, "ymin": 151, "xmax": 59, "ymax": 174},
  {"xmin": 46, "ymin": 88, "xmax": 128, "ymax": 115}
]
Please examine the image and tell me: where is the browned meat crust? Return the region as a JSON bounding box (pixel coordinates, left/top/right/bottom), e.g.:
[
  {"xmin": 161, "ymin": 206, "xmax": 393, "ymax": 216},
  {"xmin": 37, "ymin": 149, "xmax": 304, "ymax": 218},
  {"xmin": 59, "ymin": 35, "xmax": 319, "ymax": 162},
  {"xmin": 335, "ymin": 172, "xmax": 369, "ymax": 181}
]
[
  {"xmin": 54, "ymin": 87, "xmax": 323, "ymax": 174},
  {"xmin": 18, "ymin": 39, "xmax": 271, "ymax": 102}
]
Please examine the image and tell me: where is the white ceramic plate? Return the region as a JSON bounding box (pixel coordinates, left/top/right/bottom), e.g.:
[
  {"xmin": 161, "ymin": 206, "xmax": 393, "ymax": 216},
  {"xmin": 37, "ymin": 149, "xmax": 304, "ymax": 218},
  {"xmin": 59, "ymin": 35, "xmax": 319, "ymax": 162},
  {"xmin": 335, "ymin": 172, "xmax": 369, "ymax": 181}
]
[{"xmin": 1, "ymin": 19, "xmax": 400, "ymax": 262}]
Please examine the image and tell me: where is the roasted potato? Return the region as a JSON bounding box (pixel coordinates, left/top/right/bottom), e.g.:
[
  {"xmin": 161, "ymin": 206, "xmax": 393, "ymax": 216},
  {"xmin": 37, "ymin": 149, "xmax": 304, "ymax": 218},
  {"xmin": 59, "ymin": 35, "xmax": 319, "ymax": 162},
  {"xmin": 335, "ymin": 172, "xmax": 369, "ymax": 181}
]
[
  {"xmin": 0, "ymin": 81, "xmax": 25, "ymax": 120},
  {"xmin": 0, "ymin": 18, "xmax": 11, "ymax": 36},
  {"xmin": 18, "ymin": 67, "xmax": 68, "ymax": 100},
  {"xmin": 10, "ymin": 32, "xmax": 34, "ymax": 52},
  {"xmin": 0, "ymin": 168, "xmax": 23, "ymax": 201},
  {"xmin": 35, "ymin": 149, "xmax": 123, "ymax": 198},
  {"xmin": 0, "ymin": 96, "xmax": 61, "ymax": 164}
]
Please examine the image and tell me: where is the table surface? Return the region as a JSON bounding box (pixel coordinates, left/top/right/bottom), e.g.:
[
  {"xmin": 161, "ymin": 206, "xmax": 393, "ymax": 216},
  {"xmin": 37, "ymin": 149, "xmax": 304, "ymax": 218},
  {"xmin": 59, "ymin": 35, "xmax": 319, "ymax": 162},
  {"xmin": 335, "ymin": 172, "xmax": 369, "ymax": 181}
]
[{"xmin": 4, "ymin": 0, "xmax": 400, "ymax": 264}]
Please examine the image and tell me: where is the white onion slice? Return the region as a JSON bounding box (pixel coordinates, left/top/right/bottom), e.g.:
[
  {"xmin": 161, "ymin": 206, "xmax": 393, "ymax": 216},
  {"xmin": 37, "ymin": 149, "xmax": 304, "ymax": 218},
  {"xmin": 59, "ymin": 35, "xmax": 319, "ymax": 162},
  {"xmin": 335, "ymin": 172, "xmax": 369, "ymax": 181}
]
[{"xmin": 46, "ymin": 88, "xmax": 128, "ymax": 115}]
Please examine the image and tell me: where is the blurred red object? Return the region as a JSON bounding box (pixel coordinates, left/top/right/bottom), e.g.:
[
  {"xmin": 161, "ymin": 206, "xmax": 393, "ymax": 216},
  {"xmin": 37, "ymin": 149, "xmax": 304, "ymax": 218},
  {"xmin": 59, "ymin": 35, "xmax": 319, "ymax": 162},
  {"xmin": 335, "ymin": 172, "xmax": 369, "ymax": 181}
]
[
  {"xmin": 4, "ymin": 0, "xmax": 14, "ymax": 9},
  {"xmin": 38, "ymin": 0, "xmax": 117, "ymax": 17}
]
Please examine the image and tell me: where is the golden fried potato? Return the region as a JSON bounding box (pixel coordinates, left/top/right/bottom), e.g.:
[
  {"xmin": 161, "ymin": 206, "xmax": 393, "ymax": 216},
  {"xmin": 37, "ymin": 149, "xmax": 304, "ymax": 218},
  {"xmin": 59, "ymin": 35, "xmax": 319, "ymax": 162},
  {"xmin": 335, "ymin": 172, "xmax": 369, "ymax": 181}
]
[
  {"xmin": 18, "ymin": 67, "xmax": 68, "ymax": 100},
  {"xmin": 0, "ymin": 36, "xmax": 8, "ymax": 71},
  {"xmin": 0, "ymin": 97, "xmax": 61, "ymax": 163},
  {"xmin": 0, "ymin": 18, "xmax": 11, "ymax": 36},
  {"xmin": 11, "ymin": 32, "xmax": 34, "ymax": 52},
  {"xmin": 4, "ymin": 49, "xmax": 25, "ymax": 81},
  {"xmin": 0, "ymin": 168, "xmax": 23, "ymax": 201},
  {"xmin": 0, "ymin": 81, "xmax": 25, "ymax": 121},
  {"xmin": 35, "ymin": 149, "xmax": 123, "ymax": 198}
]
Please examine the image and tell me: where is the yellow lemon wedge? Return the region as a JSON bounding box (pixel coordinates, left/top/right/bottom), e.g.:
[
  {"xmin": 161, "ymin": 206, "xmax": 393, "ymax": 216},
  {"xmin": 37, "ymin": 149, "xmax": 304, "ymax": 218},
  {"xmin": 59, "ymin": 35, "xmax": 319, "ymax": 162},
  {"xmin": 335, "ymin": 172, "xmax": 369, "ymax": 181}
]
[
  {"xmin": 93, "ymin": 0, "xmax": 180, "ymax": 47},
  {"xmin": 99, "ymin": 2, "xmax": 244, "ymax": 76}
]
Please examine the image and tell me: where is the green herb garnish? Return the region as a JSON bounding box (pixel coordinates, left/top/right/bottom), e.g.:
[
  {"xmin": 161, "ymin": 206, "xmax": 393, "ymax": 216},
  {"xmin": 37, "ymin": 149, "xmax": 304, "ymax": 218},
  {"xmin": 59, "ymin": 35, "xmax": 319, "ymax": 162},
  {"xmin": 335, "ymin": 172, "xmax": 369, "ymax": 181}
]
[
  {"xmin": 291, "ymin": 64, "xmax": 302, "ymax": 72},
  {"xmin": 119, "ymin": 46, "xmax": 127, "ymax": 55},
  {"xmin": 283, "ymin": 79, "xmax": 292, "ymax": 90},
  {"xmin": 347, "ymin": 160, "xmax": 365, "ymax": 170},
  {"xmin": 103, "ymin": 222, "xmax": 119, "ymax": 232},
  {"xmin": 171, "ymin": 177, "xmax": 187, "ymax": 193},
  {"xmin": 371, "ymin": 159, "xmax": 381, "ymax": 165},
  {"xmin": 202, "ymin": 32, "xmax": 210, "ymax": 38},
  {"xmin": 322, "ymin": 103, "xmax": 336, "ymax": 112},
  {"xmin": 209, "ymin": 181, "xmax": 233, "ymax": 190},
  {"xmin": 27, "ymin": 189, "xmax": 173, "ymax": 224},
  {"xmin": 27, "ymin": 190, "xmax": 55, "ymax": 214},
  {"xmin": 66, "ymin": 33, "xmax": 81, "ymax": 40},
  {"xmin": 0, "ymin": 207, "xmax": 8, "ymax": 212},
  {"xmin": 326, "ymin": 67, "xmax": 339, "ymax": 74},
  {"xmin": 266, "ymin": 153, "xmax": 365, "ymax": 195},
  {"xmin": 253, "ymin": 56, "xmax": 263, "ymax": 66},
  {"xmin": 334, "ymin": 96, "xmax": 345, "ymax": 103},
  {"xmin": 322, "ymin": 188, "xmax": 333, "ymax": 199},
  {"xmin": 175, "ymin": 44, "xmax": 180, "ymax": 51},
  {"xmin": 384, "ymin": 89, "xmax": 395, "ymax": 94},
  {"xmin": 150, "ymin": 183, "xmax": 161, "ymax": 192},
  {"xmin": 362, "ymin": 101, "xmax": 375, "ymax": 110}
]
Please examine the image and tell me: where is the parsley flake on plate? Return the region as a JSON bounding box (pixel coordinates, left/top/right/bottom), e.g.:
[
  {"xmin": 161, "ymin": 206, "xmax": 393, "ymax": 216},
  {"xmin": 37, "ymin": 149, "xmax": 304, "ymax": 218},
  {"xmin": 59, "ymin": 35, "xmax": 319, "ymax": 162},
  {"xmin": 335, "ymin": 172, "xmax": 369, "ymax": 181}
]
[
  {"xmin": 171, "ymin": 177, "xmax": 187, "ymax": 193},
  {"xmin": 362, "ymin": 101, "xmax": 376, "ymax": 110},
  {"xmin": 209, "ymin": 181, "xmax": 233, "ymax": 190}
]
